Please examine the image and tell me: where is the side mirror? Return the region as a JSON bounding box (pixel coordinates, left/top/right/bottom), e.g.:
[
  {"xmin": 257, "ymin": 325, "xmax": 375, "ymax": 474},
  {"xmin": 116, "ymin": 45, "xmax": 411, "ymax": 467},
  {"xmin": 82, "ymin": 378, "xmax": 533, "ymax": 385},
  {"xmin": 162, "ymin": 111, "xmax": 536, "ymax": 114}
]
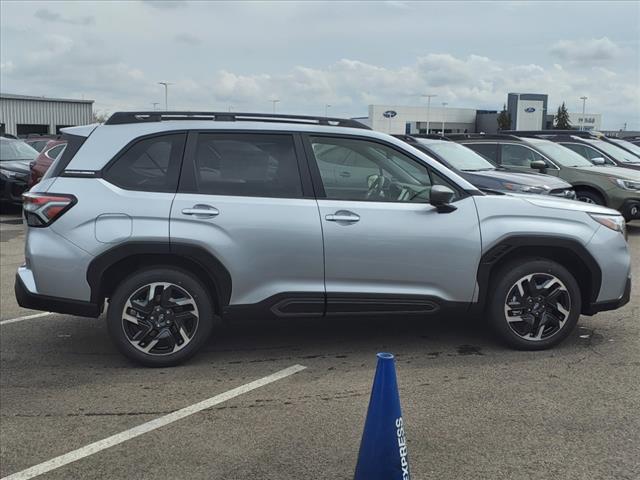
[
  {"xmin": 591, "ymin": 157, "xmax": 606, "ymax": 165},
  {"xmin": 530, "ymin": 160, "xmax": 547, "ymax": 172},
  {"xmin": 430, "ymin": 185, "xmax": 457, "ymax": 213}
]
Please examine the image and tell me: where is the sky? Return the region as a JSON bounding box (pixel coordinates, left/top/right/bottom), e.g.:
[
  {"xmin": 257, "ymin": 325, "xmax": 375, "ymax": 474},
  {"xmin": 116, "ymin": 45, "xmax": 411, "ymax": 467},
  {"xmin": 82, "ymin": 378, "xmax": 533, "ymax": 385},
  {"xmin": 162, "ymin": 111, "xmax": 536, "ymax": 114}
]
[{"xmin": 1, "ymin": 0, "xmax": 639, "ymax": 130}]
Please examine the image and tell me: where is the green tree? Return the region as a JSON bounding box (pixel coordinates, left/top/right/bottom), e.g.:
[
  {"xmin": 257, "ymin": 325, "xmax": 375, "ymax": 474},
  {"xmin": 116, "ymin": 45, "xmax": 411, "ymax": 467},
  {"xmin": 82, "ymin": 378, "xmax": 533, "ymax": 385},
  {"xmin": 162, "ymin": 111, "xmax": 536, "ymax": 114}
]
[
  {"xmin": 496, "ymin": 104, "xmax": 511, "ymax": 131},
  {"xmin": 554, "ymin": 102, "xmax": 572, "ymax": 129}
]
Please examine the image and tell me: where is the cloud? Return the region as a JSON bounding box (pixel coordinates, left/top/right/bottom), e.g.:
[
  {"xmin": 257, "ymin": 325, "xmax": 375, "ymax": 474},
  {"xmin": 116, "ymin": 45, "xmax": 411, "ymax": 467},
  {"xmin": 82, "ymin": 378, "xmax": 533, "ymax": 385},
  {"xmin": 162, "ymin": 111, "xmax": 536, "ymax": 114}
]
[
  {"xmin": 33, "ymin": 8, "xmax": 94, "ymax": 26},
  {"xmin": 174, "ymin": 33, "xmax": 201, "ymax": 45},
  {"xmin": 141, "ymin": 0, "xmax": 187, "ymax": 9},
  {"xmin": 550, "ymin": 37, "xmax": 623, "ymax": 65}
]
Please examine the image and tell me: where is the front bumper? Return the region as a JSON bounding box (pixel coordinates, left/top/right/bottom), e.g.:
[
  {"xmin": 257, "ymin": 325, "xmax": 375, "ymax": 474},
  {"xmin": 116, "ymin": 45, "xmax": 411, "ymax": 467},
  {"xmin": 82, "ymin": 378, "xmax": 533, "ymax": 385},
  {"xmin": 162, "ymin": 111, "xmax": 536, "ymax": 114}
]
[
  {"xmin": 583, "ymin": 276, "xmax": 631, "ymax": 315},
  {"xmin": 15, "ymin": 271, "xmax": 101, "ymax": 317}
]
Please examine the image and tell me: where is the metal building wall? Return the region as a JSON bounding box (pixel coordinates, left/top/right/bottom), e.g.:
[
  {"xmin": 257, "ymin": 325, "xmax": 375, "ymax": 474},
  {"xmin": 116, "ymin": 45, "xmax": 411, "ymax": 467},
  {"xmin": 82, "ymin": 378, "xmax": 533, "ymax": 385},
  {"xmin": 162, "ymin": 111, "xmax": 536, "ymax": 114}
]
[{"xmin": 0, "ymin": 96, "xmax": 94, "ymax": 135}]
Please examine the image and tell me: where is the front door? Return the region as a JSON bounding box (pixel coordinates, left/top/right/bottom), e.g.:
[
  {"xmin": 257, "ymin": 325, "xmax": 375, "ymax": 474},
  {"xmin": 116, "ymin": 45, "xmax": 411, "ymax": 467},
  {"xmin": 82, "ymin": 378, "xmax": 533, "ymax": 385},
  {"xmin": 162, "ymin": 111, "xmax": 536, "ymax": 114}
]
[
  {"xmin": 304, "ymin": 135, "xmax": 482, "ymax": 316},
  {"xmin": 170, "ymin": 131, "xmax": 325, "ymax": 316}
]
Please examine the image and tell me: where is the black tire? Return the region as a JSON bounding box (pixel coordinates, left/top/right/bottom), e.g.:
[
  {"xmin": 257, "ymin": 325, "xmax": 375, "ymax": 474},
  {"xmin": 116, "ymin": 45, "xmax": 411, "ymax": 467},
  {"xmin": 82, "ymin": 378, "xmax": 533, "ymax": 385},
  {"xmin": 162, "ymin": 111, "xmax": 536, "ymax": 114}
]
[
  {"xmin": 107, "ymin": 267, "xmax": 215, "ymax": 367},
  {"xmin": 487, "ymin": 258, "xmax": 581, "ymax": 350},
  {"xmin": 575, "ymin": 189, "xmax": 605, "ymax": 206}
]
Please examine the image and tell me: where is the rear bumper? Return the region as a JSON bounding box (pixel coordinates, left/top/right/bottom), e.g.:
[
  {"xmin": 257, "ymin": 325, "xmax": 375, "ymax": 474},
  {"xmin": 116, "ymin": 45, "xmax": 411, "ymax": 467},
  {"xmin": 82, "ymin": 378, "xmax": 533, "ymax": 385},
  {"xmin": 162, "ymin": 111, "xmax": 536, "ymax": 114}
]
[
  {"xmin": 583, "ymin": 276, "xmax": 631, "ymax": 315},
  {"xmin": 15, "ymin": 271, "xmax": 101, "ymax": 317}
]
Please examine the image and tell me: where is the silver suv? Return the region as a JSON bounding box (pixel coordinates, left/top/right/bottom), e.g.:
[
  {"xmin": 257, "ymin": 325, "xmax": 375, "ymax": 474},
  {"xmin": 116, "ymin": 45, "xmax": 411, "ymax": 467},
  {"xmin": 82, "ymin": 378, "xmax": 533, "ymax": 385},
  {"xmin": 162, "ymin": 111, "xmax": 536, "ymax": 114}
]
[{"xmin": 15, "ymin": 112, "xmax": 632, "ymax": 366}]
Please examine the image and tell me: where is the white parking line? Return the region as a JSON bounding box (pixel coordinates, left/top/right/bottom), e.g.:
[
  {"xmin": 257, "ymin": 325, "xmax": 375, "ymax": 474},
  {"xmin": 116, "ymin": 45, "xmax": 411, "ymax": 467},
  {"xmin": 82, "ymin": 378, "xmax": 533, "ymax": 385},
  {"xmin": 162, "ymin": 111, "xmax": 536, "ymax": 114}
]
[
  {"xmin": 1, "ymin": 364, "xmax": 307, "ymax": 480},
  {"xmin": 0, "ymin": 312, "xmax": 52, "ymax": 326}
]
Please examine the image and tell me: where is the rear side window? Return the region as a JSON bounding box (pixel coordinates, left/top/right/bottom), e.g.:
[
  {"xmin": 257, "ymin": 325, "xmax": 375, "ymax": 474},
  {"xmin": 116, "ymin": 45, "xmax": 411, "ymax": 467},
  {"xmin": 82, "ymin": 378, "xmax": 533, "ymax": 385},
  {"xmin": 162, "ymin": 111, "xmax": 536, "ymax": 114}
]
[
  {"xmin": 187, "ymin": 133, "xmax": 302, "ymax": 198},
  {"xmin": 44, "ymin": 133, "xmax": 87, "ymax": 181},
  {"xmin": 465, "ymin": 143, "xmax": 498, "ymax": 162},
  {"xmin": 104, "ymin": 134, "xmax": 186, "ymax": 192}
]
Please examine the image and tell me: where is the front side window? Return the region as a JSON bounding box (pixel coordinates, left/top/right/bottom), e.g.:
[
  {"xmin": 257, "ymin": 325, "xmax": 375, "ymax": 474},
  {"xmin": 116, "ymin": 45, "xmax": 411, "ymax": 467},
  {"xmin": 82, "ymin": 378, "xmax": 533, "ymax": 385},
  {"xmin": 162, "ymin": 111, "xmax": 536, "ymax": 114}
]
[
  {"xmin": 191, "ymin": 133, "xmax": 302, "ymax": 198},
  {"xmin": 104, "ymin": 133, "xmax": 186, "ymax": 192},
  {"xmin": 310, "ymin": 136, "xmax": 457, "ymax": 203},
  {"xmin": 500, "ymin": 144, "xmax": 545, "ymax": 168}
]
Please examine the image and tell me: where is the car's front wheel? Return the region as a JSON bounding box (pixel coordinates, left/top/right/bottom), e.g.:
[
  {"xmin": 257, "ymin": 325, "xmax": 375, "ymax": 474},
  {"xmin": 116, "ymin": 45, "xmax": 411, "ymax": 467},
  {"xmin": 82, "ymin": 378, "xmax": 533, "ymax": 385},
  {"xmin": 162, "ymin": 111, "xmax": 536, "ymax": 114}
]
[
  {"xmin": 488, "ymin": 258, "xmax": 581, "ymax": 350},
  {"xmin": 107, "ymin": 267, "xmax": 215, "ymax": 367}
]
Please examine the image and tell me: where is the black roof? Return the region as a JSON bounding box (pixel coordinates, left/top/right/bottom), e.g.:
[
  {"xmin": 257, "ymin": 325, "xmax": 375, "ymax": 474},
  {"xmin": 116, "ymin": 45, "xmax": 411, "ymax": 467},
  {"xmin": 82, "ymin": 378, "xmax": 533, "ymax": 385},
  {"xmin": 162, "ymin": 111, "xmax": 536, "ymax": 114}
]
[{"xmin": 105, "ymin": 111, "xmax": 371, "ymax": 130}]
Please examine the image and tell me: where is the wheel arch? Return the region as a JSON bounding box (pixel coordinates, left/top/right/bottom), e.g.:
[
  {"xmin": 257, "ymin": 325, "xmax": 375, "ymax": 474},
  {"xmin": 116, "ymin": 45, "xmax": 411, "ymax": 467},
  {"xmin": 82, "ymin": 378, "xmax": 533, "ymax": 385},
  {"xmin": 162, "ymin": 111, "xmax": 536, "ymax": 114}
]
[
  {"xmin": 87, "ymin": 242, "xmax": 232, "ymax": 315},
  {"xmin": 572, "ymin": 183, "xmax": 607, "ymax": 203},
  {"xmin": 475, "ymin": 236, "xmax": 601, "ymax": 315}
]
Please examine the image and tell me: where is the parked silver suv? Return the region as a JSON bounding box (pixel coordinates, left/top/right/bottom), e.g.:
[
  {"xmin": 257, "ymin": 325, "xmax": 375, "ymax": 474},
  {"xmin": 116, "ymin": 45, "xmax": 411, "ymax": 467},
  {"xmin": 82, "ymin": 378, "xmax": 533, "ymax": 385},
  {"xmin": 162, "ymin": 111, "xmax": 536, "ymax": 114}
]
[{"xmin": 16, "ymin": 112, "xmax": 632, "ymax": 366}]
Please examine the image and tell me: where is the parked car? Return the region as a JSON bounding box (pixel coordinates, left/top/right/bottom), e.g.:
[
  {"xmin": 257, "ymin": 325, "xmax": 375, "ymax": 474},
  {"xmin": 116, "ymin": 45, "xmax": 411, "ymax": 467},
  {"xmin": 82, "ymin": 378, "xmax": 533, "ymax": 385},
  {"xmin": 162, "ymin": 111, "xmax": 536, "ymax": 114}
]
[
  {"xmin": 24, "ymin": 136, "xmax": 59, "ymax": 154},
  {"xmin": 394, "ymin": 134, "xmax": 575, "ymax": 198},
  {"xmin": 450, "ymin": 134, "xmax": 640, "ymax": 221},
  {"xmin": 0, "ymin": 137, "xmax": 39, "ymax": 205},
  {"xmin": 28, "ymin": 139, "xmax": 67, "ymax": 187},
  {"xmin": 606, "ymin": 137, "xmax": 640, "ymax": 158},
  {"xmin": 505, "ymin": 131, "xmax": 640, "ymax": 170},
  {"xmin": 17, "ymin": 112, "xmax": 631, "ymax": 366}
]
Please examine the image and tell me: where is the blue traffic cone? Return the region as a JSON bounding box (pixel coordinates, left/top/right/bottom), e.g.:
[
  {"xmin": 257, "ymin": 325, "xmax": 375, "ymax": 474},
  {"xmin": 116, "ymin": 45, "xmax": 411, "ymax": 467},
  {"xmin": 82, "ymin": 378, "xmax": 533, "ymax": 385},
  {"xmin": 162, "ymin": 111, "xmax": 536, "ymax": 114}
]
[{"xmin": 354, "ymin": 352, "xmax": 411, "ymax": 480}]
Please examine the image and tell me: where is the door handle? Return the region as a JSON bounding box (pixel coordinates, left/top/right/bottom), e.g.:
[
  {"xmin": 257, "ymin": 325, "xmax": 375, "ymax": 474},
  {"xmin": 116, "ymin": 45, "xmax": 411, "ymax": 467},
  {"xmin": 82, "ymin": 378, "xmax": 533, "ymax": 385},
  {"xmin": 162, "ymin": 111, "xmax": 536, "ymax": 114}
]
[
  {"xmin": 339, "ymin": 171, "xmax": 351, "ymax": 178},
  {"xmin": 325, "ymin": 211, "xmax": 360, "ymax": 223},
  {"xmin": 181, "ymin": 204, "xmax": 220, "ymax": 218}
]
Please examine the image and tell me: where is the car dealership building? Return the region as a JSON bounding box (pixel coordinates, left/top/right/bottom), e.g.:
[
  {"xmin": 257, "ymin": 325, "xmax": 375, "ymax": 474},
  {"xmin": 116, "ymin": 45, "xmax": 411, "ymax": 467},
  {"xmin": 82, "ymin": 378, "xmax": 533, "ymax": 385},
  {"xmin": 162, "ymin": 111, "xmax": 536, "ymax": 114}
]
[{"xmin": 358, "ymin": 93, "xmax": 602, "ymax": 134}]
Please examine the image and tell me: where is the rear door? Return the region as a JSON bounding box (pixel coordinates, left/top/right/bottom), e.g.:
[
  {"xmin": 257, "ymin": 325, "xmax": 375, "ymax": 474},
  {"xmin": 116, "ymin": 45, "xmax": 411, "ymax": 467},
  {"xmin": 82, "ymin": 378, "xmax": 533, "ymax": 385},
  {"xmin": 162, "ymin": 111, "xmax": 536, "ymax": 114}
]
[
  {"xmin": 304, "ymin": 134, "xmax": 482, "ymax": 316},
  {"xmin": 170, "ymin": 131, "xmax": 325, "ymax": 315}
]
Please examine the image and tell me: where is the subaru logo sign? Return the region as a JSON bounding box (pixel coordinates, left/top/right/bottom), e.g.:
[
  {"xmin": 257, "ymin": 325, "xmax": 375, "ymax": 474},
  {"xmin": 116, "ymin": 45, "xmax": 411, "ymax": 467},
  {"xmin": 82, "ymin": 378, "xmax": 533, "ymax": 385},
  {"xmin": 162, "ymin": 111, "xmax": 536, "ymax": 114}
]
[
  {"xmin": 383, "ymin": 110, "xmax": 397, "ymax": 118},
  {"xmin": 524, "ymin": 107, "xmax": 536, "ymax": 113}
]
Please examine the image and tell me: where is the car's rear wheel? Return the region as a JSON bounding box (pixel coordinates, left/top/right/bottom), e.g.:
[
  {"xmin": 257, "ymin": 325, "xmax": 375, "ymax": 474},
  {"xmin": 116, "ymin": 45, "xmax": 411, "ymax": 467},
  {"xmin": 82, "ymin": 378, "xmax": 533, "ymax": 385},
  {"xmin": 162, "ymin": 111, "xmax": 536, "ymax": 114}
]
[
  {"xmin": 488, "ymin": 258, "xmax": 581, "ymax": 350},
  {"xmin": 107, "ymin": 267, "xmax": 214, "ymax": 367}
]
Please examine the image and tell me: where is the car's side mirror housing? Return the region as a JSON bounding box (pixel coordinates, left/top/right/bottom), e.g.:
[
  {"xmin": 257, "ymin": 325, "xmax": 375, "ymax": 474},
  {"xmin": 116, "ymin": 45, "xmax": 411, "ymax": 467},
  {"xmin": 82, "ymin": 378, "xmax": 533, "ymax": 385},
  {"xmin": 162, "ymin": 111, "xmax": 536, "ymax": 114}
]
[
  {"xmin": 591, "ymin": 157, "xmax": 606, "ymax": 165},
  {"xmin": 530, "ymin": 160, "xmax": 547, "ymax": 172},
  {"xmin": 430, "ymin": 185, "xmax": 457, "ymax": 213}
]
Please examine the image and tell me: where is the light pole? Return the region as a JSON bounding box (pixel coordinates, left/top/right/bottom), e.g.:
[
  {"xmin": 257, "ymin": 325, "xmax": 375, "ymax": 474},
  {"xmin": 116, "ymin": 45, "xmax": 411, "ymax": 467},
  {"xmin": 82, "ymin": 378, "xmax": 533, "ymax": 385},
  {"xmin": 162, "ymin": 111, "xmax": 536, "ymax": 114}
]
[
  {"xmin": 579, "ymin": 96, "xmax": 588, "ymax": 131},
  {"xmin": 271, "ymin": 99, "xmax": 280, "ymax": 113},
  {"xmin": 325, "ymin": 104, "xmax": 331, "ymax": 117},
  {"xmin": 151, "ymin": 102, "xmax": 160, "ymax": 111},
  {"xmin": 441, "ymin": 102, "xmax": 448, "ymax": 134},
  {"xmin": 158, "ymin": 82, "xmax": 173, "ymax": 110},
  {"xmin": 421, "ymin": 94, "xmax": 437, "ymax": 134}
]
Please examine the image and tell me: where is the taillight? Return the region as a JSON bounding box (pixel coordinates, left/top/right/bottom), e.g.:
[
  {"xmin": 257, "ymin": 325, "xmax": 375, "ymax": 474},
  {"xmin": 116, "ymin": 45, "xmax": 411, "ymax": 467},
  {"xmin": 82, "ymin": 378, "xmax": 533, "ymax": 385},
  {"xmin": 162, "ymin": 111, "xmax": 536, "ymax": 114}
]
[{"xmin": 22, "ymin": 192, "xmax": 76, "ymax": 227}]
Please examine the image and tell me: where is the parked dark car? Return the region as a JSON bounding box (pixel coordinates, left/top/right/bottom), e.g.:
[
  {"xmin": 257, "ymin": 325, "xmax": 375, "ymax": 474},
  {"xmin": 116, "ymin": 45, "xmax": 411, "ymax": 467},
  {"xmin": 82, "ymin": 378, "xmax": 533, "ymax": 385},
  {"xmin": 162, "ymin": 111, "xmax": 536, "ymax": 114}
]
[
  {"xmin": 0, "ymin": 137, "xmax": 39, "ymax": 205},
  {"xmin": 28, "ymin": 139, "xmax": 67, "ymax": 187},
  {"xmin": 504, "ymin": 130, "xmax": 640, "ymax": 170},
  {"xmin": 450, "ymin": 133, "xmax": 640, "ymax": 221},
  {"xmin": 394, "ymin": 134, "xmax": 575, "ymax": 198}
]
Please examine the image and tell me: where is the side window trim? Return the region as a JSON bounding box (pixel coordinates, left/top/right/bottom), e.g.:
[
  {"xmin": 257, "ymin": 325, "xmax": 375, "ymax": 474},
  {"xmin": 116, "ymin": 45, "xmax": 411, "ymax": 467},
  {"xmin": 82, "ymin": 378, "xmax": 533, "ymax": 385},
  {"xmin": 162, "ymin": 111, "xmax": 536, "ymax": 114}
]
[
  {"xmin": 178, "ymin": 130, "xmax": 308, "ymax": 199},
  {"xmin": 300, "ymin": 133, "xmax": 466, "ymax": 202}
]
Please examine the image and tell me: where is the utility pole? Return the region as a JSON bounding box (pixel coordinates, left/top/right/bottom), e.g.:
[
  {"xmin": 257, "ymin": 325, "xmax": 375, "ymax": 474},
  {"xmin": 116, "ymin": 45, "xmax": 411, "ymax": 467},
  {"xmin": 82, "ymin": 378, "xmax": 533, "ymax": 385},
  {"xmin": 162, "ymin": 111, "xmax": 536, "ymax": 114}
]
[
  {"xmin": 271, "ymin": 99, "xmax": 280, "ymax": 113},
  {"xmin": 441, "ymin": 102, "xmax": 448, "ymax": 134},
  {"xmin": 579, "ymin": 96, "xmax": 588, "ymax": 131},
  {"xmin": 325, "ymin": 104, "xmax": 331, "ymax": 117},
  {"xmin": 158, "ymin": 82, "xmax": 174, "ymax": 110},
  {"xmin": 422, "ymin": 94, "xmax": 437, "ymax": 134}
]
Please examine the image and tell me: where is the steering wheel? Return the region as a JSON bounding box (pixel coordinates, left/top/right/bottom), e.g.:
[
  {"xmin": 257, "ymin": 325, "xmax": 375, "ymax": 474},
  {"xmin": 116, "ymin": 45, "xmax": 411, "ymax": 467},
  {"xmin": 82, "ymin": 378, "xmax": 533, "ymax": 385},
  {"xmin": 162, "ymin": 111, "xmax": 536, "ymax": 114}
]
[{"xmin": 365, "ymin": 175, "xmax": 388, "ymax": 200}]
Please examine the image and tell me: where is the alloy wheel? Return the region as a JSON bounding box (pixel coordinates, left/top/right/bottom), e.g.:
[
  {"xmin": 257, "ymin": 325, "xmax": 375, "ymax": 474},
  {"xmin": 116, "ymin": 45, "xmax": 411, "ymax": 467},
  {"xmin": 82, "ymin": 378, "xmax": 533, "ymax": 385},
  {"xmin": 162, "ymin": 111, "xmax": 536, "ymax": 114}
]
[
  {"xmin": 121, "ymin": 282, "xmax": 199, "ymax": 355},
  {"xmin": 503, "ymin": 273, "xmax": 571, "ymax": 341}
]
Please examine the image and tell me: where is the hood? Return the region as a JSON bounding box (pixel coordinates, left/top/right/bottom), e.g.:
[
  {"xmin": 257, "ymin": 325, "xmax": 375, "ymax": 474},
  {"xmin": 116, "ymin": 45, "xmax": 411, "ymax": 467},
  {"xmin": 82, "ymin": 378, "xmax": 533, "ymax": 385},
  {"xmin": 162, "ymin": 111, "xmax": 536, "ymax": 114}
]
[
  {"xmin": 524, "ymin": 195, "xmax": 620, "ymax": 216},
  {"xmin": 464, "ymin": 169, "xmax": 571, "ymax": 189},
  {"xmin": 573, "ymin": 165, "xmax": 640, "ymax": 180},
  {"xmin": 0, "ymin": 160, "xmax": 31, "ymax": 174}
]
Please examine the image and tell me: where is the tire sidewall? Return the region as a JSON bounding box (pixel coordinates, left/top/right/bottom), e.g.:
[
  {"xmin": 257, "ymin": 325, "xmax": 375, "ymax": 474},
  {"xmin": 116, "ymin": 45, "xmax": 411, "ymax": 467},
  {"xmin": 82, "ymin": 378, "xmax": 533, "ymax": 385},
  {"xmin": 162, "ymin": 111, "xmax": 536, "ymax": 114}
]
[
  {"xmin": 488, "ymin": 259, "xmax": 582, "ymax": 350},
  {"xmin": 575, "ymin": 190, "xmax": 605, "ymax": 206},
  {"xmin": 107, "ymin": 267, "xmax": 214, "ymax": 367}
]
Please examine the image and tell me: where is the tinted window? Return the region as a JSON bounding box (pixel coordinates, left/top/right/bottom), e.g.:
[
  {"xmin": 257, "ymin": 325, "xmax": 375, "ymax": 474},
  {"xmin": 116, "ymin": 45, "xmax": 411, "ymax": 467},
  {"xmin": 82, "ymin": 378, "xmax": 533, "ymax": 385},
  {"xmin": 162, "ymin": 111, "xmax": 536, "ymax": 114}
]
[
  {"xmin": 191, "ymin": 133, "xmax": 302, "ymax": 198},
  {"xmin": 500, "ymin": 144, "xmax": 545, "ymax": 167},
  {"xmin": 105, "ymin": 134, "xmax": 186, "ymax": 192},
  {"xmin": 310, "ymin": 136, "xmax": 457, "ymax": 203},
  {"xmin": 46, "ymin": 144, "xmax": 66, "ymax": 160},
  {"xmin": 465, "ymin": 143, "xmax": 498, "ymax": 162}
]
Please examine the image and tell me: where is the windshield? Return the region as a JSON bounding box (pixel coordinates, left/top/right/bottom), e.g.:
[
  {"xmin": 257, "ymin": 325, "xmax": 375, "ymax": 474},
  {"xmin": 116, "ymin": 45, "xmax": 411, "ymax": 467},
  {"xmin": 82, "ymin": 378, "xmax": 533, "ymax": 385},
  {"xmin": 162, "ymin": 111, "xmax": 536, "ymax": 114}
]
[
  {"xmin": 420, "ymin": 141, "xmax": 495, "ymax": 171},
  {"xmin": 0, "ymin": 139, "xmax": 39, "ymax": 162},
  {"xmin": 584, "ymin": 138, "xmax": 640, "ymax": 163},
  {"xmin": 531, "ymin": 141, "xmax": 595, "ymax": 167},
  {"xmin": 610, "ymin": 139, "xmax": 640, "ymax": 156}
]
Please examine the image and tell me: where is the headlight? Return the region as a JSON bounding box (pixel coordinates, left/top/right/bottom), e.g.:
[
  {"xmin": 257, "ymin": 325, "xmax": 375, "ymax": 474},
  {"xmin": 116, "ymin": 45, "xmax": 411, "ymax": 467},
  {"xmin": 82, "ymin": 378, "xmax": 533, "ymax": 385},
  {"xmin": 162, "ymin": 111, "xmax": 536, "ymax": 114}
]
[
  {"xmin": 0, "ymin": 168, "xmax": 19, "ymax": 179},
  {"xmin": 502, "ymin": 183, "xmax": 548, "ymax": 194},
  {"xmin": 589, "ymin": 213, "xmax": 626, "ymax": 237},
  {"xmin": 610, "ymin": 178, "xmax": 640, "ymax": 191}
]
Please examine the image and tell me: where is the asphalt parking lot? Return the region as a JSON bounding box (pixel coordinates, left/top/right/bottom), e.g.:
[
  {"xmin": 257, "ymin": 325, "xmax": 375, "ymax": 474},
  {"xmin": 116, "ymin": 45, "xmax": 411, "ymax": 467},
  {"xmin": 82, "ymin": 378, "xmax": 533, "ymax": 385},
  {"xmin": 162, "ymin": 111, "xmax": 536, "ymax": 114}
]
[{"xmin": 0, "ymin": 207, "xmax": 638, "ymax": 480}]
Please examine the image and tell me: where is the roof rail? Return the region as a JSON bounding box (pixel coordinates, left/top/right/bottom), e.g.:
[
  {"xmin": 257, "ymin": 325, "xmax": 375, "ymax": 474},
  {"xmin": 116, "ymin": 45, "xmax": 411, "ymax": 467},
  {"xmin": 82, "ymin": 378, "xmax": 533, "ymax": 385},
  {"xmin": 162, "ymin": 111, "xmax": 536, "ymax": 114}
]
[
  {"xmin": 446, "ymin": 133, "xmax": 521, "ymax": 141},
  {"xmin": 502, "ymin": 129, "xmax": 598, "ymax": 138},
  {"xmin": 104, "ymin": 111, "xmax": 371, "ymax": 130}
]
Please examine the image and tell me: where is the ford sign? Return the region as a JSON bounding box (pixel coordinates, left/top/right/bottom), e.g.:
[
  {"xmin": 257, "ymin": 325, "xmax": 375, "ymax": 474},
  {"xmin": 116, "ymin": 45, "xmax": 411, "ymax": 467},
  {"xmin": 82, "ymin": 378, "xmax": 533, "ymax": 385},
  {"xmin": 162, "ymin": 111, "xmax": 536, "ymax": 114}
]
[
  {"xmin": 383, "ymin": 110, "xmax": 397, "ymax": 118},
  {"xmin": 524, "ymin": 107, "xmax": 536, "ymax": 113}
]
